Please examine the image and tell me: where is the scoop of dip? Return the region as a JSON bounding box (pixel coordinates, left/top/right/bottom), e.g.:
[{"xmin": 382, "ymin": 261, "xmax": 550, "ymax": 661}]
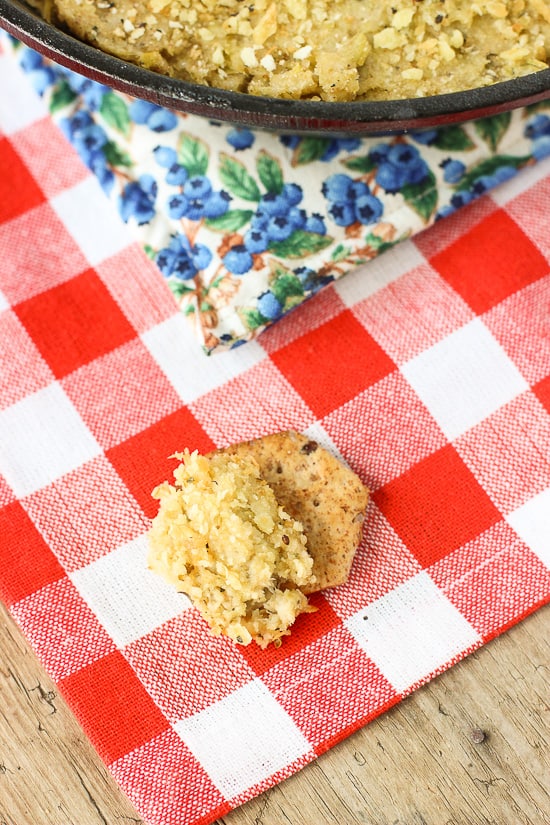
[{"xmin": 148, "ymin": 449, "xmax": 316, "ymax": 648}]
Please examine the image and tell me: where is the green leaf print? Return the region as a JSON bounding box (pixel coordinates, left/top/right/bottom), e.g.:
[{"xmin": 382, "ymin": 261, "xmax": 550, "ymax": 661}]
[
  {"xmin": 291, "ymin": 138, "xmax": 332, "ymax": 166},
  {"xmin": 343, "ymin": 155, "xmax": 377, "ymax": 174},
  {"xmin": 474, "ymin": 113, "xmax": 512, "ymax": 152},
  {"xmin": 240, "ymin": 307, "xmax": 268, "ymax": 330},
  {"xmin": 270, "ymin": 272, "xmax": 304, "ymax": 305},
  {"xmin": 219, "ymin": 154, "xmax": 261, "ymax": 201},
  {"xmin": 364, "ymin": 232, "xmax": 399, "ymax": 254},
  {"xmin": 178, "ymin": 133, "xmax": 209, "ymax": 177},
  {"xmin": 330, "ymin": 243, "xmax": 353, "ymax": 262},
  {"xmin": 456, "ymin": 154, "xmax": 530, "ymax": 191},
  {"xmin": 169, "ymin": 280, "xmax": 195, "ymax": 300},
  {"xmin": 431, "ymin": 125, "xmax": 475, "ymax": 152},
  {"xmin": 401, "ymin": 170, "xmax": 438, "ymax": 222},
  {"xmin": 256, "ymin": 151, "xmax": 284, "ymax": 194},
  {"xmin": 268, "ymin": 230, "xmax": 333, "ymax": 258},
  {"xmin": 103, "ymin": 140, "xmax": 132, "ymax": 168},
  {"xmin": 99, "ymin": 92, "xmax": 130, "ymax": 136},
  {"xmin": 49, "ymin": 80, "xmax": 77, "ymax": 114},
  {"xmin": 205, "ymin": 209, "xmax": 254, "ymax": 232}
]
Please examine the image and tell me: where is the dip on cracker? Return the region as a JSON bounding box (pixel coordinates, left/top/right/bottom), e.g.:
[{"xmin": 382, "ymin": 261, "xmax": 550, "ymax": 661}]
[
  {"xmin": 149, "ymin": 448, "xmax": 316, "ymax": 648},
  {"xmin": 148, "ymin": 432, "xmax": 369, "ymax": 648},
  {"xmin": 222, "ymin": 431, "xmax": 369, "ymax": 593}
]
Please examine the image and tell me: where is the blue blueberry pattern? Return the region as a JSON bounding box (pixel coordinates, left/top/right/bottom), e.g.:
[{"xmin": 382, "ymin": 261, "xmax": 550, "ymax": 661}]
[{"xmin": 8, "ymin": 34, "xmax": 548, "ymax": 352}]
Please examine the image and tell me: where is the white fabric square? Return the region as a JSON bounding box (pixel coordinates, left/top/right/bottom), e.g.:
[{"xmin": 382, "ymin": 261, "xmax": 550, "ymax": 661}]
[
  {"xmin": 51, "ymin": 177, "xmax": 132, "ymax": 266},
  {"xmin": 401, "ymin": 318, "xmax": 528, "ymax": 440},
  {"xmin": 346, "ymin": 572, "xmax": 480, "ymax": 693},
  {"xmin": 0, "ymin": 291, "xmax": 9, "ymax": 313},
  {"xmin": 175, "ymin": 678, "xmax": 311, "ymax": 798},
  {"xmin": 70, "ymin": 535, "xmax": 190, "ymax": 647},
  {"xmin": 0, "ymin": 382, "xmax": 100, "ymax": 497},
  {"xmin": 142, "ymin": 314, "xmax": 265, "ymax": 404},
  {"xmin": 506, "ymin": 488, "xmax": 550, "ymax": 568},
  {"xmin": 334, "ymin": 238, "xmax": 425, "ymax": 307},
  {"xmin": 0, "ymin": 55, "xmax": 47, "ymax": 134}
]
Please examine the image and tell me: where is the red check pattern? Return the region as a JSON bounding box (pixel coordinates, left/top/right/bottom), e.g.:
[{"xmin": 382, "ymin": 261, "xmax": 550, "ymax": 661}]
[{"xmin": 1, "ymin": 56, "xmax": 550, "ymax": 825}]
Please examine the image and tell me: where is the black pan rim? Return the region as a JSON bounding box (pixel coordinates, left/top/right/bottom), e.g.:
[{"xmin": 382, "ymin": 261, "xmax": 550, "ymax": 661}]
[{"xmin": 1, "ymin": 0, "xmax": 550, "ymax": 135}]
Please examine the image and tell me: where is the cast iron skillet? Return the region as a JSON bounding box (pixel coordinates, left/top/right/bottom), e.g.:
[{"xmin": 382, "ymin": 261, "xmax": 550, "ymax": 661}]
[{"xmin": 1, "ymin": 0, "xmax": 550, "ymax": 136}]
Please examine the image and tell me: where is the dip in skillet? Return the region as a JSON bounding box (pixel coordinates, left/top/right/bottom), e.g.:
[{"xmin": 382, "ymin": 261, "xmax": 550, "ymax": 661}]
[{"xmin": 40, "ymin": 0, "xmax": 550, "ymax": 101}]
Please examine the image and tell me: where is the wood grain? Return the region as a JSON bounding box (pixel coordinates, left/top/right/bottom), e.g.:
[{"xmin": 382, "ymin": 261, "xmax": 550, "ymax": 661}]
[{"xmin": 1, "ymin": 599, "xmax": 548, "ymax": 825}]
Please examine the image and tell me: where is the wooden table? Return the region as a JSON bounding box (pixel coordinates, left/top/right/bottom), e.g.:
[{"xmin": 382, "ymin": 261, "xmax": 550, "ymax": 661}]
[{"xmin": 1, "ymin": 599, "xmax": 548, "ymax": 825}]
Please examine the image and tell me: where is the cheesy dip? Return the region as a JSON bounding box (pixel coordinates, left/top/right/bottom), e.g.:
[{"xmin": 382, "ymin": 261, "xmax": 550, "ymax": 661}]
[
  {"xmin": 148, "ymin": 450, "xmax": 315, "ymax": 648},
  {"xmin": 43, "ymin": 0, "xmax": 550, "ymax": 101}
]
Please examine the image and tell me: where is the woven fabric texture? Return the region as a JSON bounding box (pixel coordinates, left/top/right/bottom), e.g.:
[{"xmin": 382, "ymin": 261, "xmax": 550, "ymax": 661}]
[{"xmin": 1, "ymin": 43, "xmax": 550, "ymax": 825}]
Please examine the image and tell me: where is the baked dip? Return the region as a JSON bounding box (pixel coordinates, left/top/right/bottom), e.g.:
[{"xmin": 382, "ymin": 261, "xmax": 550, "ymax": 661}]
[{"xmin": 40, "ymin": 0, "xmax": 549, "ymax": 101}]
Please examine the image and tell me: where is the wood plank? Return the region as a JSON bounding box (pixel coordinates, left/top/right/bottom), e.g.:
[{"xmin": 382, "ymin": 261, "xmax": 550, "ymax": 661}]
[{"xmin": 1, "ymin": 600, "xmax": 548, "ymax": 825}]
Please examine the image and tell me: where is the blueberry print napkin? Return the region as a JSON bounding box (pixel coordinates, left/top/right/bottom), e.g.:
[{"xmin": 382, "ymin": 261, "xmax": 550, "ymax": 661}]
[{"xmin": 2, "ymin": 32, "xmax": 550, "ymax": 352}]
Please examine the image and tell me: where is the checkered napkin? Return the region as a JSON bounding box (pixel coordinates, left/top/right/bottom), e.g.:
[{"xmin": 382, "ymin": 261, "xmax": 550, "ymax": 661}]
[{"xmin": 1, "ymin": 43, "xmax": 550, "ymax": 825}]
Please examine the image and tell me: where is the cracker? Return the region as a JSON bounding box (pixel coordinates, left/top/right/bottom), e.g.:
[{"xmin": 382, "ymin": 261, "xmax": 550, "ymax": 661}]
[{"xmin": 221, "ymin": 431, "xmax": 369, "ymax": 593}]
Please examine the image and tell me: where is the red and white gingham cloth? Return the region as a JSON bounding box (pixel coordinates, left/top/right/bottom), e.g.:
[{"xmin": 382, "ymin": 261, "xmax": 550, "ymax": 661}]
[{"xmin": 1, "ymin": 50, "xmax": 550, "ymax": 825}]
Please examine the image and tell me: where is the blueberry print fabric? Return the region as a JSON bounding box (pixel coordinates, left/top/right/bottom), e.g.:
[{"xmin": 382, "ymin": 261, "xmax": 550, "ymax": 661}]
[{"xmin": 8, "ymin": 36, "xmax": 550, "ymax": 353}]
